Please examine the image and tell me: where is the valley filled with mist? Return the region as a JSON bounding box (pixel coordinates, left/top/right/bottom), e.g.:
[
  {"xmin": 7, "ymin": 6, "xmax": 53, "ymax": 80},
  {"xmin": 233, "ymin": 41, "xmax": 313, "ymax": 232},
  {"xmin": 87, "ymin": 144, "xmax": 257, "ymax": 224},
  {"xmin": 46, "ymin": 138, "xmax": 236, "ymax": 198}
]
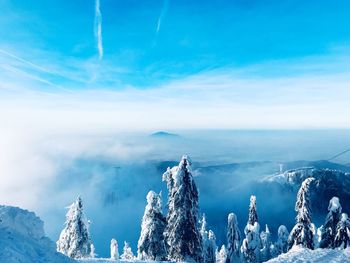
[{"xmin": 2, "ymin": 129, "xmax": 348, "ymax": 257}]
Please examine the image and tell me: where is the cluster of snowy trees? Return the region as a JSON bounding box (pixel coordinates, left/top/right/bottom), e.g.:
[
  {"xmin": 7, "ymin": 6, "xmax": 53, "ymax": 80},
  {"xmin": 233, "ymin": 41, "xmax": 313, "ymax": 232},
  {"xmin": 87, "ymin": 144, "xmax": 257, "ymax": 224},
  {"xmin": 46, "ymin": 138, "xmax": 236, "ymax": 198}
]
[{"xmin": 56, "ymin": 156, "xmax": 350, "ymax": 262}]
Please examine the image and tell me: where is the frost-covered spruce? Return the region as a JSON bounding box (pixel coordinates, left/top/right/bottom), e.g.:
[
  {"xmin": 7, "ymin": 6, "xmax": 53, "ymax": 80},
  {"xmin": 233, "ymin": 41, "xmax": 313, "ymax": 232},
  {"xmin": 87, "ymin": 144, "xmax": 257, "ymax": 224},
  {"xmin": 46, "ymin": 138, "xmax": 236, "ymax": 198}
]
[
  {"xmin": 248, "ymin": 196, "xmax": 258, "ymax": 225},
  {"xmin": 110, "ymin": 238, "xmax": 119, "ymax": 260},
  {"xmin": 201, "ymin": 214, "xmax": 217, "ymax": 263},
  {"xmin": 334, "ymin": 213, "xmax": 350, "ymax": 249},
  {"xmin": 206, "ymin": 230, "xmax": 217, "ymax": 263},
  {"xmin": 216, "ymin": 245, "xmax": 228, "ymax": 263},
  {"xmin": 260, "ymin": 225, "xmax": 272, "ymax": 262},
  {"xmin": 241, "ymin": 196, "xmax": 261, "ymax": 263},
  {"xmin": 200, "ymin": 214, "xmax": 208, "ymax": 237},
  {"xmin": 272, "ymin": 225, "xmax": 289, "ymax": 257},
  {"xmin": 288, "ymin": 177, "xmax": 315, "ymax": 250},
  {"xmin": 319, "ymin": 197, "xmax": 342, "ymax": 248},
  {"xmin": 120, "ymin": 241, "xmax": 135, "ymax": 260},
  {"xmin": 56, "ymin": 196, "xmax": 92, "ymax": 259},
  {"xmin": 226, "ymin": 213, "xmax": 241, "ymax": 263},
  {"xmin": 241, "ymin": 222, "xmax": 260, "ymax": 263},
  {"xmin": 90, "ymin": 244, "xmax": 96, "ymax": 258},
  {"xmin": 137, "ymin": 191, "xmax": 167, "ymax": 260},
  {"xmin": 163, "ymin": 155, "xmax": 203, "ymax": 263}
]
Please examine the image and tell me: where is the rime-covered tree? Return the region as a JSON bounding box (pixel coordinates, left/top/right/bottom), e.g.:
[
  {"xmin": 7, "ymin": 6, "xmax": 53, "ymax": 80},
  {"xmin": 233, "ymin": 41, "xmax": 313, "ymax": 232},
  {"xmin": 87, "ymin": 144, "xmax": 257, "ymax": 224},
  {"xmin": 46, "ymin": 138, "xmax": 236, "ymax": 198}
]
[
  {"xmin": 241, "ymin": 196, "xmax": 261, "ymax": 263},
  {"xmin": 216, "ymin": 245, "xmax": 228, "ymax": 263},
  {"xmin": 137, "ymin": 191, "xmax": 167, "ymax": 260},
  {"xmin": 90, "ymin": 244, "xmax": 96, "ymax": 258},
  {"xmin": 272, "ymin": 225, "xmax": 289, "ymax": 257},
  {"xmin": 163, "ymin": 155, "xmax": 203, "ymax": 263},
  {"xmin": 201, "ymin": 214, "xmax": 208, "ymax": 235},
  {"xmin": 319, "ymin": 197, "xmax": 342, "ymax": 248},
  {"xmin": 288, "ymin": 177, "xmax": 315, "ymax": 250},
  {"xmin": 201, "ymin": 215, "xmax": 217, "ymax": 263},
  {"xmin": 248, "ymin": 196, "xmax": 258, "ymax": 225},
  {"xmin": 260, "ymin": 225, "xmax": 272, "ymax": 262},
  {"xmin": 110, "ymin": 238, "xmax": 119, "ymax": 260},
  {"xmin": 206, "ymin": 230, "xmax": 217, "ymax": 263},
  {"xmin": 241, "ymin": 222, "xmax": 260, "ymax": 263},
  {"xmin": 57, "ymin": 197, "xmax": 92, "ymax": 259},
  {"xmin": 334, "ymin": 213, "xmax": 350, "ymax": 249},
  {"xmin": 120, "ymin": 241, "xmax": 135, "ymax": 260},
  {"xmin": 226, "ymin": 213, "xmax": 241, "ymax": 263}
]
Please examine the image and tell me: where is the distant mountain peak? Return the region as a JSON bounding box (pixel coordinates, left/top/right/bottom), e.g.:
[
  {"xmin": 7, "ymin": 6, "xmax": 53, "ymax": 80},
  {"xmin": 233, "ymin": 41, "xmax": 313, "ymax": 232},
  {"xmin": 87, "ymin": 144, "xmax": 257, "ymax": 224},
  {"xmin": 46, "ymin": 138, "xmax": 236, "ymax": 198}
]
[{"xmin": 150, "ymin": 131, "xmax": 180, "ymax": 138}]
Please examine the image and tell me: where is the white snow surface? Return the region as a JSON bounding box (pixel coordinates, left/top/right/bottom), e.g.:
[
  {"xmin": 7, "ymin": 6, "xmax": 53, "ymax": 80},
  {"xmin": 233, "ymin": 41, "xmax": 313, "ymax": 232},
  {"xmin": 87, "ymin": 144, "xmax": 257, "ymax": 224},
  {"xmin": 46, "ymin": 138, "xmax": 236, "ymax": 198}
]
[
  {"xmin": 329, "ymin": 197, "xmax": 341, "ymax": 213},
  {"xmin": 80, "ymin": 260, "xmax": 170, "ymax": 263},
  {"xmin": 266, "ymin": 246, "xmax": 350, "ymax": 263},
  {"xmin": 0, "ymin": 205, "xmax": 73, "ymax": 263}
]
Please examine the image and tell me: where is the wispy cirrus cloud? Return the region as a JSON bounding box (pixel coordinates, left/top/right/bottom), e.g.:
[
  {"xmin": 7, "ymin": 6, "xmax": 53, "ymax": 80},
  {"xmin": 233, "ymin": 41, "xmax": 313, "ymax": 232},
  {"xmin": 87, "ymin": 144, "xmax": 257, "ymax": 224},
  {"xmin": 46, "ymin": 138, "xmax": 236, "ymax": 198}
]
[{"xmin": 94, "ymin": 0, "xmax": 103, "ymax": 60}]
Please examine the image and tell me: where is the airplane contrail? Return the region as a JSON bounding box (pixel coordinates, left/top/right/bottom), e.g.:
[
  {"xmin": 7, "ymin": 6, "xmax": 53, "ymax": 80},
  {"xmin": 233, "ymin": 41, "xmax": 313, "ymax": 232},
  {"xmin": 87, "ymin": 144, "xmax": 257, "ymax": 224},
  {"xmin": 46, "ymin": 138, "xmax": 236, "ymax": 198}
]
[
  {"xmin": 94, "ymin": 0, "xmax": 103, "ymax": 60},
  {"xmin": 154, "ymin": 0, "xmax": 169, "ymax": 46},
  {"xmin": 0, "ymin": 48, "xmax": 86, "ymax": 84},
  {"xmin": 0, "ymin": 49, "xmax": 54, "ymax": 74},
  {"xmin": 1, "ymin": 64, "xmax": 72, "ymax": 92}
]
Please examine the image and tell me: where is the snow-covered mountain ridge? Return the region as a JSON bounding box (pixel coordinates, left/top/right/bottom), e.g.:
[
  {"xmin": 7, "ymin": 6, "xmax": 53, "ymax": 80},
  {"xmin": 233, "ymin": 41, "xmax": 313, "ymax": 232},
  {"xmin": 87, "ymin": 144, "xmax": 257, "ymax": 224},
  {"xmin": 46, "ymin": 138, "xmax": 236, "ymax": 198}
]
[
  {"xmin": 0, "ymin": 205, "xmax": 73, "ymax": 263},
  {"xmin": 261, "ymin": 167, "xmax": 350, "ymax": 187},
  {"xmin": 259, "ymin": 167, "xmax": 350, "ymax": 214}
]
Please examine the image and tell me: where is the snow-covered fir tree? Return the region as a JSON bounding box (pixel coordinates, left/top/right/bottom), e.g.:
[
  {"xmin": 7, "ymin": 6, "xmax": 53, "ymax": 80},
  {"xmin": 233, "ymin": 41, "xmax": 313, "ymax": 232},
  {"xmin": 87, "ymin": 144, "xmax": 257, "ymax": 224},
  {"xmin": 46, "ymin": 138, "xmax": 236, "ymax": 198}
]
[
  {"xmin": 288, "ymin": 177, "xmax": 315, "ymax": 250},
  {"xmin": 206, "ymin": 230, "xmax": 217, "ymax": 263},
  {"xmin": 226, "ymin": 213, "xmax": 241, "ymax": 263},
  {"xmin": 319, "ymin": 196, "xmax": 342, "ymax": 248},
  {"xmin": 56, "ymin": 196, "xmax": 92, "ymax": 259},
  {"xmin": 260, "ymin": 225, "xmax": 272, "ymax": 262},
  {"xmin": 216, "ymin": 245, "xmax": 227, "ymax": 263},
  {"xmin": 241, "ymin": 222, "xmax": 260, "ymax": 263},
  {"xmin": 311, "ymin": 223, "xmax": 319, "ymax": 248},
  {"xmin": 90, "ymin": 244, "xmax": 96, "ymax": 258},
  {"xmin": 241, "ymin": 196, "xmax": 261, "ymax": 263},
  {"xmin": 120, "ymin": 241, "xmax": 135, "ymax": 260},
  {"xmin": 248, "ymin": 196, "xmax": 258, "ymax": 225},
  {"xmin": 200, "ymin": 214, "xmax": 217, "ymax": 263},
  {"xmin": 334, "ymin": 213, "xmax": 350, "ymax": 249},
  {"xmin": 200, "ymin": 214, "xmax": 208, "ymax": 239},
  {"xmin": 272, "ymin": 225, "xmax": 289, "ymax": 257},
  {"xmin": 137, "ymin": 191, "xmax": 167, "ymax": 261},
  {"xmin": 110, "ymin": 238, "xmax": 119, "ymax": 260},
  {"xmin": 163, "ymin": 155, "xmax": 203, "ymax": 263}
]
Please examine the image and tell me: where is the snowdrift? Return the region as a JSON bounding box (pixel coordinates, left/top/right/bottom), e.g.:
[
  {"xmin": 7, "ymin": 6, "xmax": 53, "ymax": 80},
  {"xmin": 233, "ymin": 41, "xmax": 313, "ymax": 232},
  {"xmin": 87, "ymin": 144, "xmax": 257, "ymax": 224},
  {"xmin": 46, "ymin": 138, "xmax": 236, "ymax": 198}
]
[
  {"xmin": 0, "ymin": 205, "xmax": 73, "ymax": 263},
  {"xmin": 266, "ymin": 246, "xmax": 350, "ymax": 263}
]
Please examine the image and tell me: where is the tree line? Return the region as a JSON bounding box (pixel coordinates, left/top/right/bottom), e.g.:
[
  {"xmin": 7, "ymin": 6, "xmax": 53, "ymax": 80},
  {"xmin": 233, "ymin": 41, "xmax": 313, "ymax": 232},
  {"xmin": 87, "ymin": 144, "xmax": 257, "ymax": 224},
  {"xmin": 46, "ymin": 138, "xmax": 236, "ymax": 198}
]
[{"xmin": 56, "ymin": 156, "xmax": 350, "ymax": 262}]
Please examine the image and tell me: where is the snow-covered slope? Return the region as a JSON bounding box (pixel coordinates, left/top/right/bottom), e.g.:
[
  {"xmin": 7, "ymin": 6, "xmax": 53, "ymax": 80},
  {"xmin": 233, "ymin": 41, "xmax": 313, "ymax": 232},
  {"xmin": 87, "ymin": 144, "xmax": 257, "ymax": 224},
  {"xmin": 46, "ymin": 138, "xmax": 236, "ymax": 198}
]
[
  {"xmin": 266, "ymin": 246, "xmax": 350, "ymax": 263},
  {"xmin": 0, "ymin": 205, "xmax": 73, "ymax": 263}
]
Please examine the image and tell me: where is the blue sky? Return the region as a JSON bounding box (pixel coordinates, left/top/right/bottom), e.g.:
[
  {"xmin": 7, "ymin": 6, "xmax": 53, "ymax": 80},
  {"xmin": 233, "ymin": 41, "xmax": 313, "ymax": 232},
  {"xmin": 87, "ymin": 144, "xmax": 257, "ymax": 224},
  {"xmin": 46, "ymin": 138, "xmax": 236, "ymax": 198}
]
[{"xmin": 0, "ymin": 0, "xmax": 350, "ymax": 129}]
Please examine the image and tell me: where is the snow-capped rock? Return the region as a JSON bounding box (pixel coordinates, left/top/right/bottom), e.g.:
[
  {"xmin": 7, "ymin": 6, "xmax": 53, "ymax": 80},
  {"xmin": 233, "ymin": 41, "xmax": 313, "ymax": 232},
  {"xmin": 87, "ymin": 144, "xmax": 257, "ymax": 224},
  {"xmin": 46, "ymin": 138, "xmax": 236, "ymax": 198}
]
[{"xmin": 0, "ymin": 205, "xmax": 73, "ymax": 263}]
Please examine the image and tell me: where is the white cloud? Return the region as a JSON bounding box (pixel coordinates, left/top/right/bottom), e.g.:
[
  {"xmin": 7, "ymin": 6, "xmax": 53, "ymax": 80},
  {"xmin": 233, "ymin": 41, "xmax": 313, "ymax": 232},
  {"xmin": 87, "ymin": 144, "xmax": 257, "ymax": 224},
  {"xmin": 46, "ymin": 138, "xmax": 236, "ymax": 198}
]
[{"xmin": 1, "ymin": 67, "xmax": 350, "ymax": 132}]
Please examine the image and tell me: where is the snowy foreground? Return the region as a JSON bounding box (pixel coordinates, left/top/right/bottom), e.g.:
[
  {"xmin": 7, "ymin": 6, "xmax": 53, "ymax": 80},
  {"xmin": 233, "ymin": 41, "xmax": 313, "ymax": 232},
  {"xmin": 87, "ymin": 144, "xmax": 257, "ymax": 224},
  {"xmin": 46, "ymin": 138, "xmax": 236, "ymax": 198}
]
[
  {"xmin": 80, "ymin": 247, "xmax": 350, "ymax": 263},
  {"xmin": 266, "ymin": 246, "xmax": 350, "ymax": 263},
  {"xmin": 79, "ymin": 260, "xmax": 169, "ymax": 263},
  {"xmin": 1, "ymin": 204, "xmax": 349, "ymax": 263}
]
